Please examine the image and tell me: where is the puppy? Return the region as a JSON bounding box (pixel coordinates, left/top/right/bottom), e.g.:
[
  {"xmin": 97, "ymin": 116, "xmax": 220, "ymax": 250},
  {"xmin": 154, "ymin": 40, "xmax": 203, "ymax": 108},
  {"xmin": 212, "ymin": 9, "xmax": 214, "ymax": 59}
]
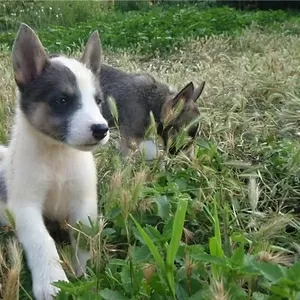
[
  {"xmin": 100, "ymin": 64, "xmax": 205, "ymax": 159},
  {"xmin": 0, "ymin": 23, "xmax": 109, "ymax": 299}
]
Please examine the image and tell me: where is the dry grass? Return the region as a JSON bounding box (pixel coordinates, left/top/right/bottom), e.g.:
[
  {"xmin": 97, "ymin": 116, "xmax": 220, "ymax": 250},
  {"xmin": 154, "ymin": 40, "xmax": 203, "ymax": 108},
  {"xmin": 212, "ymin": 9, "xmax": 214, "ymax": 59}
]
[
  {"xmin": 1, "ymin": 27, "xmax": 300, "ymax": 297},
  {"xmin": 101, "ymin": 27, "xmax": 300, "ymax": 209}
]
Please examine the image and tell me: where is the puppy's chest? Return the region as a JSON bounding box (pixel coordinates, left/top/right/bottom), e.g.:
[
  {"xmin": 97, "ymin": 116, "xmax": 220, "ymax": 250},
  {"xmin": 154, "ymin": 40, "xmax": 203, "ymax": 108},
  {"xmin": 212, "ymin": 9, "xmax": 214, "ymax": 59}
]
[{"xmin": 43, "ymin": 164, "xmax": 76, "ymax": 220}]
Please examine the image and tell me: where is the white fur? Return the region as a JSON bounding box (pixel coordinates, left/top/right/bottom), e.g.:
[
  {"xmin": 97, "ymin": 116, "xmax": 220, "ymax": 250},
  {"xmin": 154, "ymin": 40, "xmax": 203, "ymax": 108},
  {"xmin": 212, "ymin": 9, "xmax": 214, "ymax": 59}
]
[
  {"xmin": 0, "ymin": 145, "xmax": 7, "ymax": 161},
  {"xmin": 51, "ymin": 57, "xmax": 109, "ymax": 149},
  {"xmin": 0, "ymin": 56, "xmax": 108, "ymax": 300},
  {"xmin": 139, "ymin": 140, "xmax": 160, "ymax": 161},
  {"xmin": 0, "ymin": 146, "xmax": 8, "ymax": 224}
]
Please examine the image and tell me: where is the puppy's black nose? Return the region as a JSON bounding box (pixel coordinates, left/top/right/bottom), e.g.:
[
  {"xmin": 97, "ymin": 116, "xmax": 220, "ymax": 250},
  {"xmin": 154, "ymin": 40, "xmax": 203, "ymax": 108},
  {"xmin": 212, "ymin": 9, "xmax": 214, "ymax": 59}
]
[{"xmin": 91, "ymin": 124, "xmax": 108, "ymax": 141}]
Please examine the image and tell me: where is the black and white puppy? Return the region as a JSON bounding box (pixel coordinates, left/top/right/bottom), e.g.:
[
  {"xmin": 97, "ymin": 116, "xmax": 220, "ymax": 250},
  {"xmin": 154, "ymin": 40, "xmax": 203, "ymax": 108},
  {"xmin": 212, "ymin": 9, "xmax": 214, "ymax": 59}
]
[{"xmin": 0, "ymin": 23, "xmax": 109, "ymax": 300}]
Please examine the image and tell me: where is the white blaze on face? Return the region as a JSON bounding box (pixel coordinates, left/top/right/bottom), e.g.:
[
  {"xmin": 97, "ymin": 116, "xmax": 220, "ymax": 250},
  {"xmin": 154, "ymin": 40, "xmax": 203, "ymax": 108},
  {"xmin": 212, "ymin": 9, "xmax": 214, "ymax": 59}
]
[{"xmin": 51, "ymin": 56, "xmax": 109, "ymax": 148}]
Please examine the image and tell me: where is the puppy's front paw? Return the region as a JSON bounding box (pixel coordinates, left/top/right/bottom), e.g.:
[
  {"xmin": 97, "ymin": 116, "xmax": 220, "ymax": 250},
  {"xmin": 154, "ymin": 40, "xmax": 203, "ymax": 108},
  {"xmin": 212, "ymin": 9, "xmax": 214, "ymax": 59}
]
[
  {"xmin": 73, "ymin": 249, "xmax": 90, "ymax": 277},
  {"xmin": 33, "ymin": 269, "xmax": 68, "ymax": 300}
]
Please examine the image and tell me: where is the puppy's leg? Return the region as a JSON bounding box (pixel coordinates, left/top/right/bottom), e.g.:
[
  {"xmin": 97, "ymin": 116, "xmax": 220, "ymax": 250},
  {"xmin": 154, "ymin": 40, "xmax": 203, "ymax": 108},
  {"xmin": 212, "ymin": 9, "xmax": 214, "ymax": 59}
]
[
  {"xmin": 68, "ymin": 197, "xmax": 98, "ymax": 276},
  {"xmin": 67, "ymin": 163, "xmax": 98, "ymax": 276},
  {"xmin": 0, "ymin": 145, "xmax": 8, "ymax": 161},
  {"xmin": 0, "ymin": 200, "xmax": 8, "ymax": 226},
  {"xmin": 118, "ymin": 136, "xmax": 132, "ymax": 157},
  {"xmin": 9, "ymin": 183, "xmax": 68, "ymax": 300},
  {"xmin": 0, "ymin": 165, "xmax": 8, "ymax": 226}
]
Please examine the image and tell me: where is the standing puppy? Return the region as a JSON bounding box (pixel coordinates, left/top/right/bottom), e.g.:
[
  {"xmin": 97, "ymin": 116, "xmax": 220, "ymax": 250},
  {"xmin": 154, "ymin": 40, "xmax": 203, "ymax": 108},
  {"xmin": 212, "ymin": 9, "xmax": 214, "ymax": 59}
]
[
  {"xmin": 100, "ymin": 64, "xmax": 205, "ymax": 159},
  {"xmin": 0, "ymin": 24, "xmax": 109, "ymax": 299}
]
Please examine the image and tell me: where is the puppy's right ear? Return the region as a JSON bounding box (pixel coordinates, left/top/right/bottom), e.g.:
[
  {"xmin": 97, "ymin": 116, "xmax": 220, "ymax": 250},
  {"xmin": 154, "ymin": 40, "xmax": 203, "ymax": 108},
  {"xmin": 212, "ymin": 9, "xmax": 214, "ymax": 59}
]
[
  {"xmin": 12, "ymin": 23, "xmax": 48, "ymax": 87},
  {"xmin": 172, "ymin": 82, "xmax": 195, "ymax": 107},
  {"xmin": 80, "ymin": 30, "xmax": 102, "ymax": 75},
  {"xmin": 192, "ymin": 81, "xmax": 205, "ymax": 102}
]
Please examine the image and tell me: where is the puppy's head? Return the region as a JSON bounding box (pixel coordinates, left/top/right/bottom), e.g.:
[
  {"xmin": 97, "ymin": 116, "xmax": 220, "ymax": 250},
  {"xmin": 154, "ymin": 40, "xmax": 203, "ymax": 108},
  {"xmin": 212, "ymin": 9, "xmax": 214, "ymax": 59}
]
[
  {"xmin": 160, "ymin": 81, "xmax": 205, "ymax": 155},
  {"xmin": 12, "ymin": 23, "xmax": 109, "ymax": 151}
]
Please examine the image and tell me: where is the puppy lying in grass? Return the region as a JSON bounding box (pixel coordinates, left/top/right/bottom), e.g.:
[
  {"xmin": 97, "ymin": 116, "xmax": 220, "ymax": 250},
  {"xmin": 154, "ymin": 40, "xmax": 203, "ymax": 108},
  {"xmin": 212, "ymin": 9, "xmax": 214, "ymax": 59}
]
[{"xmin": 100, "ymin": 63, "xmax": 205, "ymax": 160}]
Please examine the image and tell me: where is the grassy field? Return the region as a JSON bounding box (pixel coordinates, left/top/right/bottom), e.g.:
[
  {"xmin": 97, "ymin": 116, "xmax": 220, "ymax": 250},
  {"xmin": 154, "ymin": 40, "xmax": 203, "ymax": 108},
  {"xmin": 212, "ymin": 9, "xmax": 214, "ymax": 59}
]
[{"xmin": 1, "ymin": 7, "xmax": 300, "ymax": 300}]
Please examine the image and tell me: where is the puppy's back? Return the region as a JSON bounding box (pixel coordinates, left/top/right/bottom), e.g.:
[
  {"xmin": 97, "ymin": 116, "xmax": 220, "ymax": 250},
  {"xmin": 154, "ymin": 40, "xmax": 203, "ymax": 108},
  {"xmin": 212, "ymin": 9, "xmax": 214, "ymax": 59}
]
[{"xmin": 100, "ymin": 64, "xmax": 168, "ymax": 140}]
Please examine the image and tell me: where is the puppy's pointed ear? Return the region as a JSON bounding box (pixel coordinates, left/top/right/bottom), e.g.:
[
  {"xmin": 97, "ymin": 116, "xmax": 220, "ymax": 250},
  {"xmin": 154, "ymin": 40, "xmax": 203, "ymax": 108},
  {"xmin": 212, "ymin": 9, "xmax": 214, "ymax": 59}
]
[
  {"xmin": 80, "ymin": 30, "xmax": 102, "ymax": 74},
  {"xmin": 192, "ymin": 81, "xmax": 205, "ymax": 102},
  {"xmin": 12, "ymin": 23, "xmax": 48, "ymax": 87},
  {"xmin": 172, "ymin": 82, "xmax": 194, "ymax": 107}
]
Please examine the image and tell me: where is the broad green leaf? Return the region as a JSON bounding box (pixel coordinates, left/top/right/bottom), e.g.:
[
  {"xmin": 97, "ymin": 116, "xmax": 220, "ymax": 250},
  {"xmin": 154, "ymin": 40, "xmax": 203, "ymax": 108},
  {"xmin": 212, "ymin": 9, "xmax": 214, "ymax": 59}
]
[
  {"xmin": 106, "ymin": 207, "xmax": 121, "ymax": 219},
  {"xmin": 269, "ymin": 285, "xmax": 291, "ymax": 298},
  {"xmin": 132, "ymin": 245, "xmax": 152, "ymax": 263},
  {"xmin": 56, "ymin": 290, "xmax": 73, "ymax": 300},
  {"xmin": 145, "ymin": 224, "xmax": 163, "ymax": 242},
  {"xmin": 230, "ymin": 244, "xmax": 245, "ymax": 267},
  {"xmin": 228, "ymin": 282, "xmax": 247, "ymax": 299},
  {"xmin": 148, "ymin": 273, "xmax": 169, "ymax": 296},
  {"xmin": 191, "ymin": 253, "xmax": 227, "ymax": 266},
  {"xmin": 285, "ymin": 261, "xmax": 300, "ymax": 282},
  {"xmin": 240, "ymin": 264, "xmax": 261, "ymax": 275},
  {"xmin": 100, "ymin": 289, "xmax": 130, "ymax": 300},
  {"xmin": 188, "ymin": 289, "xmax": 209, "ymax": 300},
  {"xmin": 132, "ymin": 226, "xmax": 146, "ymax": 245},
  {"xmin": 77, "ymin": 293, "xmax": 101, "ymax": 300},
  {"xmin": 251, "ymin": 261, "xmax": 286, "ymax": 283},
  {"xmin": 252, "ymin": 292, "xmax": 269, "ymax": 300},
  {"xmin": 131, "ymin": 265, "xmax": 144, "ymax": 295},
  {"xmin": 175, "ymin": 178, "xmax": 187, "ymax": 190},
  {"xmin": 185, "ymin": 244, "xmax": 205, "ymax": 256},
  {"xmin": 155, "ymin": 195, "xmax": 171, "ymax": 221},
  {"xmin": 175, "ymin": 283, "xmax": 189, "ymax": 300},
  {"xmin": 101, "ymin": 228, "xmax": 116, "ymax": 238},
  {"xmin": 121, "ymin": 264, "xmax": 132, "ymax": 294}
]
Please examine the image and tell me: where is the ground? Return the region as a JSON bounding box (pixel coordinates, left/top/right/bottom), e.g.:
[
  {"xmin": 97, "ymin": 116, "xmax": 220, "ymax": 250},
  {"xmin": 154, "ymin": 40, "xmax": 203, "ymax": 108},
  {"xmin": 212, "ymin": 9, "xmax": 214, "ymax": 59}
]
[{"xmin": 1, "ymin": 27, "xmax": 300, "ymax": 299}]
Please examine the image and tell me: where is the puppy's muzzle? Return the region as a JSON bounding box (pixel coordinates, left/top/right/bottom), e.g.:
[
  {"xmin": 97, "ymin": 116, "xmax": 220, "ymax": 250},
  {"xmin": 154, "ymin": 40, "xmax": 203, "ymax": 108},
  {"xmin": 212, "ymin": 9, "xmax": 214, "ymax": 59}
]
[{"xmin": 91, "ymin": 124, "xmax": 109, "ymax": 141}]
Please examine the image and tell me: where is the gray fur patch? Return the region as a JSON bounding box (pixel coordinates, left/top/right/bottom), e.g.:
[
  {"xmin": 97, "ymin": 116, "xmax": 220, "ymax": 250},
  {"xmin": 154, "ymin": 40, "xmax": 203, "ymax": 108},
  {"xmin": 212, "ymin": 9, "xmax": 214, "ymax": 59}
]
[
  {"xmin": 0, "ymin": 169, "xmax": 6, "ymax": 202},
  {"xmin": 100, "ymin": 64, "xmax": 201, "ymax": 152},
  {"xmin": 100, "ymin": 64, "xmax": 170, "ymax": 141},
  {"xmin": 19, "ymin": 59, "xmax": 82, "ymax": 142}
]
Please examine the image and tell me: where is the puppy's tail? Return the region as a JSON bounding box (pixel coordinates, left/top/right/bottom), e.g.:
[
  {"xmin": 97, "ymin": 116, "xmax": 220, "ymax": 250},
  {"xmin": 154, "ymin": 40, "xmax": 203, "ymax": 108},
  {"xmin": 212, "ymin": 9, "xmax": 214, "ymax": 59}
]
[{"xmin": 0, "ymin": 145, "xmax": 8, "ymax": 162}]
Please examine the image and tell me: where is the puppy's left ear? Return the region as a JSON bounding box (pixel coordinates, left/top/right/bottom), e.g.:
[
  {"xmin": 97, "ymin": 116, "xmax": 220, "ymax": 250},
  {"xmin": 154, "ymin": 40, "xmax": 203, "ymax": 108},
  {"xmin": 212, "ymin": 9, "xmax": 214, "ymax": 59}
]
[
  {"xmin": 192, "ymin": 81, "xmax": 205, "ymax": 102},
  {"xmin": 12, "ymin": 23, "xmax": 49, "ymax": 87},
  {"xmin": 80, "ymin": 30, "xmax": 102, "ymax": 74}
]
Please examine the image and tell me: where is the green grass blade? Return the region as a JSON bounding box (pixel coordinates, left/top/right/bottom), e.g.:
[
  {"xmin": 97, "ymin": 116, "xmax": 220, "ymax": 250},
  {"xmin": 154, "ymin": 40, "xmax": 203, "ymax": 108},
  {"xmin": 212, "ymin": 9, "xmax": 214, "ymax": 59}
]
[
  {"xmin": 209, "ymin": 195, "xmax": 225, "ymax": 279},
  {"xmin": 166, "ymin": 197, "xmax": 188, "ymax": 297},
  {"xmin": 212, "ymin": 194, "xmax": 224, "ymax": 258},
  {"xmin": 130, "ymin": 214, "xmax": 166, "ymax": 275}
]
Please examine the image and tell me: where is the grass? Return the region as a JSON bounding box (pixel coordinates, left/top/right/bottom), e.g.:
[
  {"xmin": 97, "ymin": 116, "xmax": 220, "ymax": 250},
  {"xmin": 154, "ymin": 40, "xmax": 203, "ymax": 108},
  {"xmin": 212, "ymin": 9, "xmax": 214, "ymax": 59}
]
[
  {"xmin": 1, "ymin": 5, "xmax": 300, "ymax": 56},
  {"xmin": 1, "ymin": 23, "xmax": 300, "ymax": 299}
]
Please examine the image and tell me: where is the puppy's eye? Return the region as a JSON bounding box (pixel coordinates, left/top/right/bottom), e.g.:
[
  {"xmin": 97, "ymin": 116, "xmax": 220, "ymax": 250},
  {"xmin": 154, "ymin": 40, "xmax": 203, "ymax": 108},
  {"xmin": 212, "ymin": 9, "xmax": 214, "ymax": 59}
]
[
  {"xmin": 95, "ymin": 96, "xmax": 102, "ymax": 105},
  {"xmin": 55, "ymin": 97, "xmax": 67, "ymax": 106}
]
